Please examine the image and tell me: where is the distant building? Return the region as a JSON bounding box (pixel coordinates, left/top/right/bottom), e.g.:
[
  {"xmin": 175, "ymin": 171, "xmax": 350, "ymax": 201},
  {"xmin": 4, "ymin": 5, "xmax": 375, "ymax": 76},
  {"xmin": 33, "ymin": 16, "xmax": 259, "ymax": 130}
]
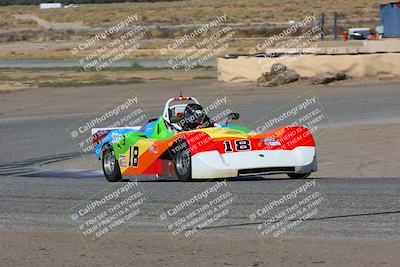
[
  {"xmin": 380, "ymin": 2, "xmax": 400, "ymax": 37},
  {"xmin": 39, "ymin": 3, "xmax": 63, "ymax": 9}
]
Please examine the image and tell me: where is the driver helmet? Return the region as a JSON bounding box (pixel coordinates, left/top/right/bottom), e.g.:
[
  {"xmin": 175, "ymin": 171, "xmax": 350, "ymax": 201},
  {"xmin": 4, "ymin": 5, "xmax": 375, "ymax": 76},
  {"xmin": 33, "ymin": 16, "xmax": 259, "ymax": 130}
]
[{"xmin": 183, "ymin": 103, "xmax": 206, "ymax": 130}]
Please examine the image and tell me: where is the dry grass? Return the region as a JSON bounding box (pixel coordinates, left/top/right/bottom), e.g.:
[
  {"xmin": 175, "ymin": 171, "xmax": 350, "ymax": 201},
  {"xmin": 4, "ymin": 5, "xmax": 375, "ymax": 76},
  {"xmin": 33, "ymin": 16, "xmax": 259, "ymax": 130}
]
[
  {"xmin": 0, "ymin": 48, "xmax": 163, "ymax": 60},
  {"xmin": 0, "ymin": 0, "xmax": 383, "ymax": 60},
  {"xmin": 0, "ymin": 0, "xmax": 382, "ymax": 28},
  {"xmin": 0, "ymin": 67, "xmax": 216, "ymax": 92},
  {"xmin": 0, "ymin": 37, "xmax": 365, "ymax": 60}
]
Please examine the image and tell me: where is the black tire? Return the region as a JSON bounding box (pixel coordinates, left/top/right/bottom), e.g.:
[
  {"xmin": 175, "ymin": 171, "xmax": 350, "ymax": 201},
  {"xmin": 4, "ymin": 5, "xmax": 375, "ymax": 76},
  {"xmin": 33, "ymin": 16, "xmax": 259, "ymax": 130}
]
[
  {"xmin": 102, "ymin": 145, "xmax": 122, "ymax": 182},
  {"xmin": 173, "ymin": 141, "xmax": 192, "ymax": 182},
  {"xmin": 287, "ymin": 172, "xmax": 311, "ymax": 179}
]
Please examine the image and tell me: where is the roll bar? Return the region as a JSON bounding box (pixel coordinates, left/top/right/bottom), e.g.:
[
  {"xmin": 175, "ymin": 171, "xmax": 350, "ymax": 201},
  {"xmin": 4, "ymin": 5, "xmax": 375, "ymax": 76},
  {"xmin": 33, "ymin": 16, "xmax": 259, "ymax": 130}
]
[{"xmin": 162, "ymin": 96, "xmax": 199, "ymax": 124}]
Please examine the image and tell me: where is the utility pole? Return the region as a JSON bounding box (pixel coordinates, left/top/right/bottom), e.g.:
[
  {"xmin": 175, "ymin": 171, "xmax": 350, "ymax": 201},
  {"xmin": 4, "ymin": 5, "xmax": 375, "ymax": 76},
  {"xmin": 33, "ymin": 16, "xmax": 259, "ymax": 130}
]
[{"xmin": 321, "ymin": 12, "xmax": 325, "ymax": 40}]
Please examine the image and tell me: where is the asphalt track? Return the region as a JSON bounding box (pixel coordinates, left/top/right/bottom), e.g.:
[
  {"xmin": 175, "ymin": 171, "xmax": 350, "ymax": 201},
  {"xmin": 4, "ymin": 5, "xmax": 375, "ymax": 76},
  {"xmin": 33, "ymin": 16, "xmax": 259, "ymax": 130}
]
[{"xmin": 0, "ymin": 79, "xmax": 400, "ymax": 240}]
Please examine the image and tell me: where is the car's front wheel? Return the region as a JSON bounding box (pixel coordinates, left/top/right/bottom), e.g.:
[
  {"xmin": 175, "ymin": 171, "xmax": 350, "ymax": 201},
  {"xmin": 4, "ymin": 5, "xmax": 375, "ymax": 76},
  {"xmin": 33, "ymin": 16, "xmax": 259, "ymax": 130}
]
[
  {"xmin": 287, "ymin": 172, "xmax": 311, "ymax": 179},
  {"xmin": 102, "ymin": 145, "xmax": 122, "ymax": 182},
  {"xmin": 174, "ymin": 141, "xmax": 192, "ymax": 182}
]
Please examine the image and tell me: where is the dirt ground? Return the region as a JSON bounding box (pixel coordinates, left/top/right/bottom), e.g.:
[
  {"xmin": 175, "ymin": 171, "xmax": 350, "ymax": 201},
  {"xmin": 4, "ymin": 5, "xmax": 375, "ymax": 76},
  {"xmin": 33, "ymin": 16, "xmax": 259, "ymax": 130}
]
[
  {"xmin": 0, "ymin": 68, "xmax": 216, "ymax": 93},
  {"xmin": 1, "ymin": 229, "xmax": 398, "ymax": 267}
]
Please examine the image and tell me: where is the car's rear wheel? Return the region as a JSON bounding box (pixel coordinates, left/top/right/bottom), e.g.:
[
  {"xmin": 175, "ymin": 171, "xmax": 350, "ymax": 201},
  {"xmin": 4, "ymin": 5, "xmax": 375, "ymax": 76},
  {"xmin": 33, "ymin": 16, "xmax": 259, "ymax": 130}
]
[
  {"xmin": 102, "ymin": 145, "xmax": 122, "ymax": 182},
  {"xmin": 174, "ymin": 141, "xmax": 192, "ymax": 182},
  {"xmin": 287, "ymin": 172, "xmax": 311, "ymax": 179}
]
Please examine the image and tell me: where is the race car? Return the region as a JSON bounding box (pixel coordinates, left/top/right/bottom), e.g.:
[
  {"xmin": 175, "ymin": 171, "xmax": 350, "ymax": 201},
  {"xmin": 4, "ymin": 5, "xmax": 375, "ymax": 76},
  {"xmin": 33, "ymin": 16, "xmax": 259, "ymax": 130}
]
[{"xmin": 91, "ymin": 96, "xmax": 317, "ymax": 182}]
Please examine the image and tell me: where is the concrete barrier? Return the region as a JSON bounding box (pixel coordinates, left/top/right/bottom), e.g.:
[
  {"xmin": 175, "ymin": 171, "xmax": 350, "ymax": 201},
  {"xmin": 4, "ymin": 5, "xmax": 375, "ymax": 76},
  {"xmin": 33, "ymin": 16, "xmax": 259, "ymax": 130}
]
[{"xmin": 218, "ymin": 53, "xmax": 400, "ymax": 82}]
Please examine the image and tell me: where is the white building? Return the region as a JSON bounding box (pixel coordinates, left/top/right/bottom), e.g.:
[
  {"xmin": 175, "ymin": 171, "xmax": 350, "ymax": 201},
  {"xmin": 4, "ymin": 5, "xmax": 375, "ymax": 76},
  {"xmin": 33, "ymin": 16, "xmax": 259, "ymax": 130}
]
[{"xmin": 39, "ymin": 3, "xmax": 63, "ymax": 9}]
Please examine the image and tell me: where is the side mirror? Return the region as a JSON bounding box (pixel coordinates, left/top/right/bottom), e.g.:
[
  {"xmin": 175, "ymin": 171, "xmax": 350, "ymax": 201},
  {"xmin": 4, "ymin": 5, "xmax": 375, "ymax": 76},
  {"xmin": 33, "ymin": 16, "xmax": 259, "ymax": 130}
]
[{"xmin": 228, "ymin": 112, "xmax": 240, "ymax": 120}]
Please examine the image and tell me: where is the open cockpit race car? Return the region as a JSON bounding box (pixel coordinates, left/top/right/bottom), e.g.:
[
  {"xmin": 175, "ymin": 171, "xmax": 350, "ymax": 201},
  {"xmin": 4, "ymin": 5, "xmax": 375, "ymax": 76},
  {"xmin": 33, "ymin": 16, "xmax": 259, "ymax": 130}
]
[{"xmin": 91, "ymin": 96, "xmax": 317, "ymax": 182}]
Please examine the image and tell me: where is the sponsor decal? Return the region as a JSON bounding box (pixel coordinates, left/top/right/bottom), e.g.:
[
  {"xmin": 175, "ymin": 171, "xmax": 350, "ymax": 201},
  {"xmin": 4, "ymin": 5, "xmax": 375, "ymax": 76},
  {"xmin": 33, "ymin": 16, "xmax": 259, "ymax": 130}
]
[
  {"xmin": 119, "ymin": 154, "xmax": 127, "ymax": 167},
  {"xmin": 149, "ymin": 145, "xmax": 159, "ymax": 154},
  {"xmin": 263, "ymin": 138, "xmax": 281, "ymax": 147}
]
